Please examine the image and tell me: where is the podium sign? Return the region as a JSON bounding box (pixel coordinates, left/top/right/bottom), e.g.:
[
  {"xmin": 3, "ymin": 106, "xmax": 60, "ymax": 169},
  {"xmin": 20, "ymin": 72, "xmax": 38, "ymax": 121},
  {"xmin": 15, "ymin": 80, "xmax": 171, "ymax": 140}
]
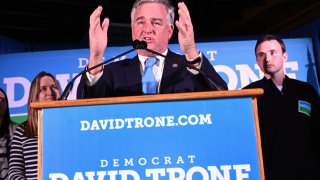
[{"xmin": 34, "ymin": 90, "xmax": 264, "ymax": 180}]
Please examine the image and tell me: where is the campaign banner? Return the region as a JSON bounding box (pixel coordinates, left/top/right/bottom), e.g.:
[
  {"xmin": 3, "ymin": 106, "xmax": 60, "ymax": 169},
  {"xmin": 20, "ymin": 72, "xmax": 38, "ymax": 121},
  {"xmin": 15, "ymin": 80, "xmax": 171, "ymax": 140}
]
[
  {"xmin": 0, "ymin": 38, "xmax": 319, "ymax": 121},
  {"xmin": 42, "ymin": 96, "xmax": 262, "ymax": 180}
]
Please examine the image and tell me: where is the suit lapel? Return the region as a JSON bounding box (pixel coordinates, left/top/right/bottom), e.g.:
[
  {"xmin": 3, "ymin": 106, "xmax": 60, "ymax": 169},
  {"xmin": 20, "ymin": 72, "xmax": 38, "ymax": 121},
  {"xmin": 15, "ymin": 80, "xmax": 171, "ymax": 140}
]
[
  {"xmin": 124, "ymin": 56, "xmax": 142, "ymax": 93},
  {"xmin": 161, "ymin": 51, "xmax": 185, "ymax": 93}
]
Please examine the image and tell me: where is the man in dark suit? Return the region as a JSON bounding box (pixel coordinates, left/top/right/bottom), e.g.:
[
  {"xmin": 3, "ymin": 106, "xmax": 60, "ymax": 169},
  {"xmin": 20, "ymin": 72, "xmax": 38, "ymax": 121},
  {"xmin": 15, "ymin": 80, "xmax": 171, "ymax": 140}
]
[{"xmin": 77, "ymin": 0, "xmax": 227, "ymax": 99}]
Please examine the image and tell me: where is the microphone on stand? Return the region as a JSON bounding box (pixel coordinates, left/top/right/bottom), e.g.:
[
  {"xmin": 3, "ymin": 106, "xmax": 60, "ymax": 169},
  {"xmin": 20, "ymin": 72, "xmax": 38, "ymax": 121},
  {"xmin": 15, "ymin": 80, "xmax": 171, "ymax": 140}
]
[
  {"xmin": 138, "ymin": 40, "xmax": 226, "ymax": 91},
  {"xmin": 59, "ymin": 40, "xmax": 146, "ymax": 100}
]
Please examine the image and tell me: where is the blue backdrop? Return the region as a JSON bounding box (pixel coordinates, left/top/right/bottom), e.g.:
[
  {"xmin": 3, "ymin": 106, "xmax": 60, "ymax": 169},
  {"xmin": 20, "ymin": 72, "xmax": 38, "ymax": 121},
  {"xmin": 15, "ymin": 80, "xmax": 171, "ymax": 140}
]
[{"xmin": 0, "ymin": 38, "xmax": 319, "ymax": 121}]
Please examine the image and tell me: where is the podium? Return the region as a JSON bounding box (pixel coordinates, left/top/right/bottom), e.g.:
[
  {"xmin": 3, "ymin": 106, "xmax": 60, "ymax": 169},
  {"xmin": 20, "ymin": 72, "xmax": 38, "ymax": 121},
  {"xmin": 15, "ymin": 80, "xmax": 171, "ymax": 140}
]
[{"xmin": 31, "ymin": 89, "xmax": 264, "ymax": 180}]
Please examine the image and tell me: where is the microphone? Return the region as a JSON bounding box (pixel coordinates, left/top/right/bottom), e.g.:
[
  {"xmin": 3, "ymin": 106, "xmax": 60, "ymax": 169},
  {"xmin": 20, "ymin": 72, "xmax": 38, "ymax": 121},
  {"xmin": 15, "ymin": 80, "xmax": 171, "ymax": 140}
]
[
  {"xmin": 138, "ymin": 40, "xmax": 226, "ymax": 91},
  {"xmin": 59, "ymin": 41, "xmax": 142, "ymax": 100},
  {"xmin": 132, "ymin": 39, "xmax": 147, "ymax": 50}
]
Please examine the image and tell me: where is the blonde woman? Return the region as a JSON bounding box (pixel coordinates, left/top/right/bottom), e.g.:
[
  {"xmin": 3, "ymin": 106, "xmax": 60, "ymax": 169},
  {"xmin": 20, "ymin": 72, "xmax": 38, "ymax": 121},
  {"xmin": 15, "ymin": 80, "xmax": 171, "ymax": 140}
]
[{"xmin": 8, "ymin": 71, "xmax": 60, "ymax": 180}]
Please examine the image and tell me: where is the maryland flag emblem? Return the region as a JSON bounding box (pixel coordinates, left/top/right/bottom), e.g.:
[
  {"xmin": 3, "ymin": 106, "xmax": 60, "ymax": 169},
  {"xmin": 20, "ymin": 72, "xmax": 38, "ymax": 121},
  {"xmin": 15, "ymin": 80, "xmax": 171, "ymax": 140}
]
[{"xmin": 298, "ymin": 100, "xmax": 311, "ymax": 117}]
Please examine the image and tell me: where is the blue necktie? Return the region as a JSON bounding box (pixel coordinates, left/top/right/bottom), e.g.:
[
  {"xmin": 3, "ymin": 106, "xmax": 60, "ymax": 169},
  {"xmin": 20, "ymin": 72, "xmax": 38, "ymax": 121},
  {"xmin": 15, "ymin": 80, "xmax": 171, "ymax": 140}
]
[{"xmin": 142, "ymin": 57, "xmax": 157, "ymax": 94}]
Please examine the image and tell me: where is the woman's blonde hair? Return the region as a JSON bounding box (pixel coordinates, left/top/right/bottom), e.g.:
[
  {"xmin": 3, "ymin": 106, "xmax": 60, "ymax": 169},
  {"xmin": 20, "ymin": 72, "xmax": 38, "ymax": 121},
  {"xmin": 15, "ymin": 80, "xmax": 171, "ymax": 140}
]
[{"xmin": 25, "ymin": 71, "xmax": 60, "ymax": 137}]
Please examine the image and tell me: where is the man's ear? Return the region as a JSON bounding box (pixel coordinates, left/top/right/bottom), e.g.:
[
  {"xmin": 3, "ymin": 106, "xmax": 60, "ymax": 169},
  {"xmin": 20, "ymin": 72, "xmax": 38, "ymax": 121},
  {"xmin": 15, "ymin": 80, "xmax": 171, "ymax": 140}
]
[
  {"xmin": 283, "ymin": 52, "xmax": 288, "ymax": 62},
  {"xmin": 168, "ymin": 24, "xmax": 174, "ymax": 39}
]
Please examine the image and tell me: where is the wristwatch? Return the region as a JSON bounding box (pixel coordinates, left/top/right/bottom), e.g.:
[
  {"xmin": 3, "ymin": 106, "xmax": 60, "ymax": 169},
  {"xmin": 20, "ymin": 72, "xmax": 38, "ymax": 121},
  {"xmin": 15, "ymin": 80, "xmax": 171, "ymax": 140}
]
[{"xmin": 187, "ymin": 54, "xmax": 202, "ymax": 65}]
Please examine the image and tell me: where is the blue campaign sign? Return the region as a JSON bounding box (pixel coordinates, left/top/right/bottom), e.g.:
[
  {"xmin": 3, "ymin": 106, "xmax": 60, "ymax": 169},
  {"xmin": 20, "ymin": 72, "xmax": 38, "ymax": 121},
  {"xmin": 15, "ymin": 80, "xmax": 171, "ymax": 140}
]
[
  {"xmin": 42, "ymin": 96, "xmax": 262, "ymax": 179},
  {"xmin": 0, "ymin": 38, "xmax": 319, "ymax": 119}
]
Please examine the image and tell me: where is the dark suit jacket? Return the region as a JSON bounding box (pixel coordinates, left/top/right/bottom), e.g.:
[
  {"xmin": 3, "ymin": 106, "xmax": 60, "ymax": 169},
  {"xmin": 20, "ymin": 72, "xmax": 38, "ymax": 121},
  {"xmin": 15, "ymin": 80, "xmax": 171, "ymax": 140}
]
[{"xmin": 77, "ymin": 50, "xmax": 227, "ymax": 99}]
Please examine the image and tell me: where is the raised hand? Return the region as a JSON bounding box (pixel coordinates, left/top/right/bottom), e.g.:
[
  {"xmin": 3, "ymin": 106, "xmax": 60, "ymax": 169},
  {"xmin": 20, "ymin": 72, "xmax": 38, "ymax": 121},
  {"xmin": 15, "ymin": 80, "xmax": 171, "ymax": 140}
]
[
  {"xmin": 175, "ymin": 2, "xmax": 199, "ymax": 60},
  {"xmin": 88, "ymin": 6, "xmax": 110, "ymax": 74}
]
